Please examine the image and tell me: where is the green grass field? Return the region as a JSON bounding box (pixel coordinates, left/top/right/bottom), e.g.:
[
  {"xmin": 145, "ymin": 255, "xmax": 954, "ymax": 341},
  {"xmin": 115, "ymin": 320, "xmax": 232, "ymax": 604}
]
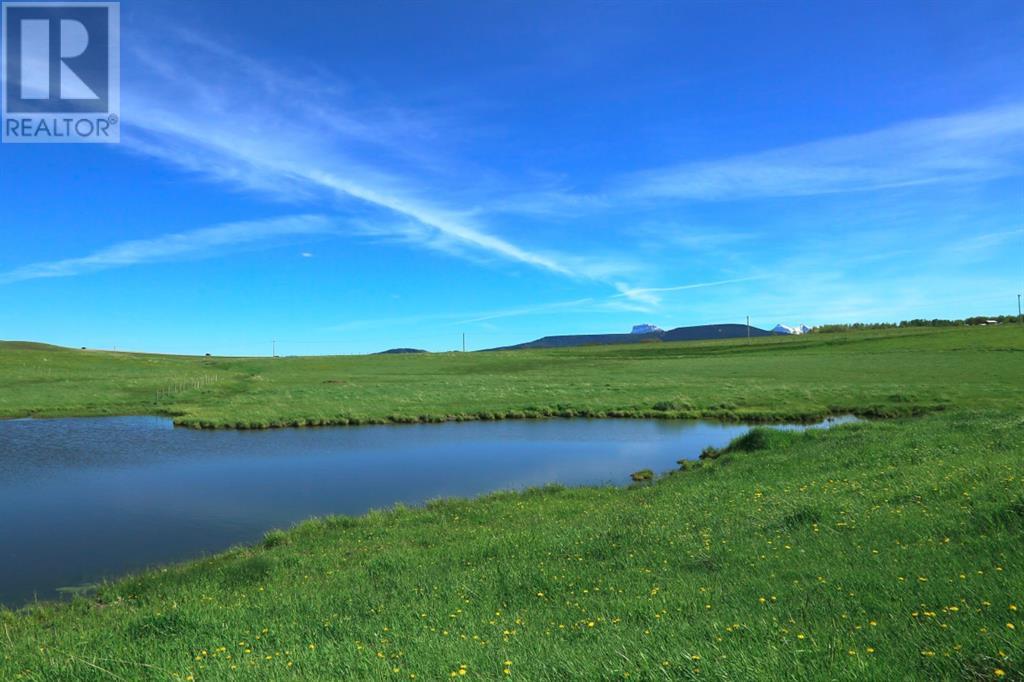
[
  {"xmin": 2, "ymin": 325, "xmax": 1022, "ymax": 427},
  {"xmin": 1, "ymin": 326, "xmax": 1022, "ymax": 680}
]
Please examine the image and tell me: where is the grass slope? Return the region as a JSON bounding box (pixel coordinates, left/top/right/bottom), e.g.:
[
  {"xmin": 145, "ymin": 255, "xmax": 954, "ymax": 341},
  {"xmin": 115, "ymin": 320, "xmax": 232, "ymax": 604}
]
[
  {"xmin": 1, "ymin": 412, "xmax": 1021, "ymax": 680},
  {"xmin": 1, "ymin": 325, "xmax": 1022, "ymax": 427}
]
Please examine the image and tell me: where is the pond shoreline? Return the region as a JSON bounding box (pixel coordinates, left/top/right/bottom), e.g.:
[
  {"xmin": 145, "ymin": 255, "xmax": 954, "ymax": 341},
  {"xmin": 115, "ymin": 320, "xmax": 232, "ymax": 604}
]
[
  {"xmin": 0, "ymin": 404, "xmax": 923, "ymax": 428},
  {"xmin": 168, "ymin": 405, "xmax": 924, "ymax": 430}
]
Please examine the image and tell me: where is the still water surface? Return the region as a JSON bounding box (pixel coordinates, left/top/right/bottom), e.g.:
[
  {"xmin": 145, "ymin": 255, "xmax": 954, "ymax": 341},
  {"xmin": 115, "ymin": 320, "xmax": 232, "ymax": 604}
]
[{"xmin": 0, "ymin": 415, "xmax": 853, "ymax": 606}]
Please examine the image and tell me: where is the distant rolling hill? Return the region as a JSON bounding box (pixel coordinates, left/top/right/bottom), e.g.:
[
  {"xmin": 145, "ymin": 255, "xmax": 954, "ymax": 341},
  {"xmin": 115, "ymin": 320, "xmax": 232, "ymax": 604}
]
[
  {"xmin": 487, "ymin": 323, "xmax": 773, "ymax": 351},
  {"xmin": 0, "ymin": 341, "xmax": 70, "ymax": 351}
]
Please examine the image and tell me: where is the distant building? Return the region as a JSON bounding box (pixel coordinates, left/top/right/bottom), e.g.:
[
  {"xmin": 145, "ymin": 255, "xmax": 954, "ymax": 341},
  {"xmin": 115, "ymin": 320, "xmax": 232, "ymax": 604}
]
[{"xmin": 631, "ymin": 324, "xmax": 663, "ymax": 334}]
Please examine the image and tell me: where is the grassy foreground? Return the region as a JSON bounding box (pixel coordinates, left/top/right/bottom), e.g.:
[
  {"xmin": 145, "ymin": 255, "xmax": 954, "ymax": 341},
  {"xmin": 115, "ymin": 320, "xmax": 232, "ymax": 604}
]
[
  {"xmin": 1, "ymin": 326, "xmax": 1022, "ymax": 679},
  {"xmin": 1, "ymin": 325, "xmax": 1023, "ymax": 427},
  {"xmin": 1, "ymin": 411, "xmax": 1021, "ymax": 680}
]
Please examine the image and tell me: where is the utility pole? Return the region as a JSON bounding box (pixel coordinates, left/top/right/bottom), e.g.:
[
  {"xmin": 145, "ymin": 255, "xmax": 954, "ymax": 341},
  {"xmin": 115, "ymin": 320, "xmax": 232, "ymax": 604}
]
[
  {"xmin": 1018, "ymin": 294, "xmax": 1022, "ymax": 325},
  {"xmin": 462, "ymin": 333, "xmax": 466, "ymax": 353},
  {"xmin": 746, "ymin": 316, "xmax": 751, "ymax": 343}
]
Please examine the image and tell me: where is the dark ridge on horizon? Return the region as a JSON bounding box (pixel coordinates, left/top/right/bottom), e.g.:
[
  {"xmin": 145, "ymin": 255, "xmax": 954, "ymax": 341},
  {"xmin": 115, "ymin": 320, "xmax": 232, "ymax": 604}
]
[
  {"xmin": 375, "ymin": 347, "xmax": 429, "ymax": 355},
  {"xmin": 485, "ymin": 323, "xmax": 774, "ymax": 351}
]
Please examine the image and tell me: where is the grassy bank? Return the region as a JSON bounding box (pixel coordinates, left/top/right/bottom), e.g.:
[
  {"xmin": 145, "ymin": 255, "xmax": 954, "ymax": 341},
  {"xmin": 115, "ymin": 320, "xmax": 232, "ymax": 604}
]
[
  {"xmin": 2, "ymin": 325, "xmax": 1022, "ymax": 427},
  {"xmin": 2, "ymin": 411, "xmax": 1021, "ymax": 680}
]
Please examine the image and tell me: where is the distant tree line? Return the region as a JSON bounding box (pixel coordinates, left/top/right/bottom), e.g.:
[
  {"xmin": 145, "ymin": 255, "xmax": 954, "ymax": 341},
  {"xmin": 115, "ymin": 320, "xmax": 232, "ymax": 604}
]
[{"xmin": 812, "ymin": 315, "xmax": 1020, "ymax": 334}]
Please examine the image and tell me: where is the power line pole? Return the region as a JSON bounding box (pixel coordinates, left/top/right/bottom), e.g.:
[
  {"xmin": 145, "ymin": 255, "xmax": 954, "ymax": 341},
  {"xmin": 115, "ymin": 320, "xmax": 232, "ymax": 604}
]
[
  {"xmin": 462, "ymin": 333, "xmax": 466, "ymax": 353},
  {"xmin": 746, "ymin": 316, "xmax": 751, "ymax": 343},
  {"xmin": 1018, "ymin": 294, "xmax": 1022, "ymax": 325}
]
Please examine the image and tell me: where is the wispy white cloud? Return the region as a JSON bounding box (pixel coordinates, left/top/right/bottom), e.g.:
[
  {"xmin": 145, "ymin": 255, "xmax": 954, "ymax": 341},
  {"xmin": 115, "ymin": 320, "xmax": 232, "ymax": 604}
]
[
  {"xmin": 945, "ymin": 227, "xmax": 1024, "ymax": 256},
  {"xmin": 613, "ymin": 275, "xmax": 769, "ymax": 306},
  {"xmin": 121, "ymin": 36, "xmax": 631, "ymax": 283},
  {"xmin": 0, "ymin": 215, "xmax": 333, "ymax": 285},
  {"xmin": 614, "ymin": 104, "xmax": 1024, "ymax": 201}
]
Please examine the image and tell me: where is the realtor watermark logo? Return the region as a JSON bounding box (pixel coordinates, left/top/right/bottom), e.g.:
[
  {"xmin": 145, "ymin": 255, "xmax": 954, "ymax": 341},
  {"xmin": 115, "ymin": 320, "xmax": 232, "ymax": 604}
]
[{"xmin": 2, "ymin": 1, "xmax": 119, "ymax": 143}]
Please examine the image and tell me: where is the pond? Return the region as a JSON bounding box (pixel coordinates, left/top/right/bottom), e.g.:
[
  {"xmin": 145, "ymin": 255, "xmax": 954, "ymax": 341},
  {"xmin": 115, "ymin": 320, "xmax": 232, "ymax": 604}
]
[{"xmin": 0, "ymin": 415, "xmax": 855, "ymax": 606}]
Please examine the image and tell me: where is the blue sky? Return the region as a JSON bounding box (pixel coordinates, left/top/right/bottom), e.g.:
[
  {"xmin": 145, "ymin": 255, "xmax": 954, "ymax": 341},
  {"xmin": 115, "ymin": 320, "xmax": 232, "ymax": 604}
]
[{"xmin": 2, "ymin": 0, "xmax": 1023, "ymax": 355}]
